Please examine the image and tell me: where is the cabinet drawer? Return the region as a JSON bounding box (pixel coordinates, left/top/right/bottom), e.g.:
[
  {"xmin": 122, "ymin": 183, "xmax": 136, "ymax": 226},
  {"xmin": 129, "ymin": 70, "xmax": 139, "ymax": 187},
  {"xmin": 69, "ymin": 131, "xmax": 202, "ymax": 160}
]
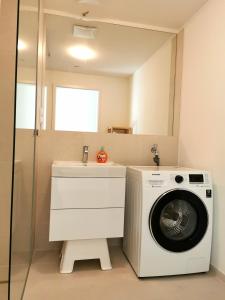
[
  {"xmin": 49, "ymin": 208, "xmax": 124, "ymax": 241},
  {"xmin": 51, "ymin": 177, "xmax": 125, "ymax": 209}
]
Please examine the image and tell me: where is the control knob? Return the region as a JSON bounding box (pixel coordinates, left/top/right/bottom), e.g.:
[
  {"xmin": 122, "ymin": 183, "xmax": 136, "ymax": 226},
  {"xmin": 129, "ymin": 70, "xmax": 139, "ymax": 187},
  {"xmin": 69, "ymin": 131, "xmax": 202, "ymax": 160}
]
[{"xmin": 175, "ymin": 175, "xmax": 184, "ymax": 184}]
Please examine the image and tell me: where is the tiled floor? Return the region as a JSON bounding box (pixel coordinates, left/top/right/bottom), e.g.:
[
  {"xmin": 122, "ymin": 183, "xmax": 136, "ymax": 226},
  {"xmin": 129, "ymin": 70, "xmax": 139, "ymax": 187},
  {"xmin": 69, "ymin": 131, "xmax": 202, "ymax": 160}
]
[
  {"xmin": 0, "ymin": 253, "xmax": 30, "ymax": 300},
  {"xmin": 9, "ymin": 252, "xmax": 31, "ymax": 300},
  {"xmin": 23, "ymin": 247, "xmax": 225, "ymax": 300}
]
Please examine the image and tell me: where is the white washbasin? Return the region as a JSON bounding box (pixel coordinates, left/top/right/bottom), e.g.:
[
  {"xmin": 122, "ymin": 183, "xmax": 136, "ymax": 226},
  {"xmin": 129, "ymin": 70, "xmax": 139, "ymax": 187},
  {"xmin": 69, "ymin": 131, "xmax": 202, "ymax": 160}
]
[{"xmin": 52, "ymin": 161, "xmax": 126, "ymax": 178}]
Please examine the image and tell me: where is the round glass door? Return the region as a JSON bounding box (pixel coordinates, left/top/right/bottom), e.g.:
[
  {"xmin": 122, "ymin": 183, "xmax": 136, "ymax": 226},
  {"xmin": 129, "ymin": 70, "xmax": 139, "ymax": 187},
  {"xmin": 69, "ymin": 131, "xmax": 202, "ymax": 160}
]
[{"xmin": 149, "ymin": 189, "xmax": 208, "ymax": 252}]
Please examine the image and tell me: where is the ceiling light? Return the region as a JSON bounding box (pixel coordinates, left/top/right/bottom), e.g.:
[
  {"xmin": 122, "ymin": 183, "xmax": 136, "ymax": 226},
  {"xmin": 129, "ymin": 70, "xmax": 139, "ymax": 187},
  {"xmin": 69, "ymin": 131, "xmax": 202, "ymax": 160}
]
[
  {"xmin": 18, "ymin": 40, "xmax": 27, "ymax": 51},
  {"xmin": 68, "ymin": 45, "xmax": 97, "ymax": 61}
]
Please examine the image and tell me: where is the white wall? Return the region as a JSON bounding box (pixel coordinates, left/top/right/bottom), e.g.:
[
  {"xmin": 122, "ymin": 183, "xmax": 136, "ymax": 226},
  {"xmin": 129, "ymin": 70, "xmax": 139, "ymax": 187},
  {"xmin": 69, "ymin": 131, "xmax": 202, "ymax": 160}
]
[
  {"xmin": 130, "ymin": 38, "xmax": 175, "ymax": 135},
  {"xmin": 179, "ymin": 0, "xmax": 225, "ymax": 275}
]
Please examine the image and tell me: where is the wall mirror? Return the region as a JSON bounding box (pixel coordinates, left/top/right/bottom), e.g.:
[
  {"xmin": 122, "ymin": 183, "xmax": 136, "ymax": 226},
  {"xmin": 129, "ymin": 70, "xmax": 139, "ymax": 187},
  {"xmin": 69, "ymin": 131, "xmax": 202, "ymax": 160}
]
[{"xmin": 19, "ymin": 6, "xmax": 177, "ymax": 136}]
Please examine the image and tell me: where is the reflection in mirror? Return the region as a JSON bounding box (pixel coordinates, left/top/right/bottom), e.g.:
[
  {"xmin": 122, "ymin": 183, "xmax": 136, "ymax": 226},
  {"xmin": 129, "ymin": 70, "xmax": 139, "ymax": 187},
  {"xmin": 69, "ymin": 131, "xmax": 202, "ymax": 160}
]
[
  {"xmin": 55, "ymin": 87, "xmax": 100, "ymax": 132},
  {"xmin": 20, "ymin": 12, "xmax": 177, "ymax": 136},
  {"xmin": 10, "ymin": 1, "xmax": 38, "ymax": 300},
  {"xmin": 16, "ymin": 83, "xmax": 36, "ymax": 129},
  {"xmin": 45, "ymin": 15, "xmax": 176, "ymax": 136}
]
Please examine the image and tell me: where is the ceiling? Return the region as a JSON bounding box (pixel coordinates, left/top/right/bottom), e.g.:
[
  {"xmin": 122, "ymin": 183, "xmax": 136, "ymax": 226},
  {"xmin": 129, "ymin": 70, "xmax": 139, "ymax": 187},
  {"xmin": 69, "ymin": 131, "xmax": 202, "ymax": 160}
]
[
  {"xmin": 45, "ymin": 14, "xmax": 174, "ymax": 76},
  {"xmin": 41, "ymin": 0, "xmax": 208, "ymax": 30},
  {"xmin": 19, "ymin": 0, "xmax": 209, "ymax": 76}
]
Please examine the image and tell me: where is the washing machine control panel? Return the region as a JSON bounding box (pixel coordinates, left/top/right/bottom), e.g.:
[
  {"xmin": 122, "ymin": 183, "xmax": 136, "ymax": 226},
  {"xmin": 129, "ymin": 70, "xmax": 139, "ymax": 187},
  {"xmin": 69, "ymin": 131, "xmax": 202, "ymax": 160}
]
[
  {"xmin": 144, "ymin": 170, "xmax": 210, "ymax": 187},
  {"xmin": 171, "ymin": 173, "xmax": 209, "ymax": 186}
]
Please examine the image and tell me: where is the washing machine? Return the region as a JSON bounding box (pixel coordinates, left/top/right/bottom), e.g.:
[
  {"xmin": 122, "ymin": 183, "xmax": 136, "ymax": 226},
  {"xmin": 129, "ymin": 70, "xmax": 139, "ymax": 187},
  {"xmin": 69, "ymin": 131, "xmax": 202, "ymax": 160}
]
[{"xmin": 123, "ymin": 166, "xmax": 213, "ymax": 277}]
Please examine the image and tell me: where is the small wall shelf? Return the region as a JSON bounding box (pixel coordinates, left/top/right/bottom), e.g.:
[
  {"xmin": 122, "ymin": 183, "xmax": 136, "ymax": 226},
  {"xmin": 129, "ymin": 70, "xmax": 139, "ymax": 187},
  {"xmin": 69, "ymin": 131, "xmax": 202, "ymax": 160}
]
[{"xmin": 107, "ymin": 126, "xmax": 133, "ymax": 134}]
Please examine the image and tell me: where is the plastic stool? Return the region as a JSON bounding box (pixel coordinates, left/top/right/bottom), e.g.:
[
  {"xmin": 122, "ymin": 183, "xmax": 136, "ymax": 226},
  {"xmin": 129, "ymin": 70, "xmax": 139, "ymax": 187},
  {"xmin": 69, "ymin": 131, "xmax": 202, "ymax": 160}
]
[{"xmin": 60, "ymin": 238, "xmax": 112, "ymax": 273}]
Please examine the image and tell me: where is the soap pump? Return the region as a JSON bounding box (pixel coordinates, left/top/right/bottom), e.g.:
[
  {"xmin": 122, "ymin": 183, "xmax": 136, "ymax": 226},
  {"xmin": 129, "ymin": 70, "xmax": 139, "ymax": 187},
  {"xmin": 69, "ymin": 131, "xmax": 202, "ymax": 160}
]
[{"xmin": 96, "ymin": 146, "xmax": 108, "ymax": 163}]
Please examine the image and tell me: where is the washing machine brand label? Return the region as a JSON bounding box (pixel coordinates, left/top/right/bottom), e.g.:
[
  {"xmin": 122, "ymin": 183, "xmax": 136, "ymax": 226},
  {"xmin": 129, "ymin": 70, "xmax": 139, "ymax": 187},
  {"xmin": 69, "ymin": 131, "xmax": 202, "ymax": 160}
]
[{"xmin": 148, "ymin": 180, "xmax": 165, "ymax": 186}]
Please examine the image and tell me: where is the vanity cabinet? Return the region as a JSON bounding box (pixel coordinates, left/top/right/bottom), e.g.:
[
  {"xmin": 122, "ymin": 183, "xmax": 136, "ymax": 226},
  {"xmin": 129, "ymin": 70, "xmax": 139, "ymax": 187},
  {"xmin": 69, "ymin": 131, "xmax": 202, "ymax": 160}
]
[{"xmin": 49, "ymin": 161, "xmax": 126, "ymax": 242}]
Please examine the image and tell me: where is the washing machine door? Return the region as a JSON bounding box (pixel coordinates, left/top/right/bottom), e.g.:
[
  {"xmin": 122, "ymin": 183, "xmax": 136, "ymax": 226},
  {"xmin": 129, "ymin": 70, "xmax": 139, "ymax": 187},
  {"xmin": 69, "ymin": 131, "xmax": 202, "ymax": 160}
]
[{"xmin": 149, "ymin": 189, "xmax": 208, "ymax": 252}]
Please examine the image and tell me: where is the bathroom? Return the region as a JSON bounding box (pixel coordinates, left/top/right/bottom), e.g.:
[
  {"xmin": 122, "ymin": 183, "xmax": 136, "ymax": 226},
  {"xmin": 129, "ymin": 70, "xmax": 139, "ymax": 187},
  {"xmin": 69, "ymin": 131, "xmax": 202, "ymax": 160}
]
[{"xmin": 1, "ymin": 0, "xmax": 225, "ymax": 299}]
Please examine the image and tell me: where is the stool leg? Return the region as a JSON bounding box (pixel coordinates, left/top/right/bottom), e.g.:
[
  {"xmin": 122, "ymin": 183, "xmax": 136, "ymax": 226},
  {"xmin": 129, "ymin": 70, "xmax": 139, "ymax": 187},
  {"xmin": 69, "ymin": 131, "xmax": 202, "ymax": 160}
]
[
  {"xmin": 99, "ymin": 239, "xmax": 112, "ymax": 271},
  {"xmin": 60, "ymin": 241, "xmax": 75, "ymax": 274}
]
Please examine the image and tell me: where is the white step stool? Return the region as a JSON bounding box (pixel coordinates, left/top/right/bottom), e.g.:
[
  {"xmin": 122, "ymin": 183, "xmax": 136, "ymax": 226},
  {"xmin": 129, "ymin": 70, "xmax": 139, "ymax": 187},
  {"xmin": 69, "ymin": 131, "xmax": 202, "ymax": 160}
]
[{"xmin": 60, "ymin": 238, "xmax": 112, "ymax": 273}]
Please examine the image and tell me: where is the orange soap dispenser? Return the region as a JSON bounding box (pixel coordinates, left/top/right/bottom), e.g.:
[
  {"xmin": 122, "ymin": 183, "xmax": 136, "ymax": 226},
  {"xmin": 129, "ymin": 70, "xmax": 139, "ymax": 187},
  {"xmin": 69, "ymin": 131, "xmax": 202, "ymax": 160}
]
[{"xmin": 96, "ymin": 146, "xmax": 108, "ymax": 163}]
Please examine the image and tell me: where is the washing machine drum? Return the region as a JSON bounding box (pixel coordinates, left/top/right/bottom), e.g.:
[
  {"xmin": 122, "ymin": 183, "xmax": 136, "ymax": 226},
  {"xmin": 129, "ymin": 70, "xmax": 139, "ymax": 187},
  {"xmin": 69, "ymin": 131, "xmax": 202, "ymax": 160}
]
[{"xmin": 149, "ymin": 189, "xmax": 208, "ymax": 252}]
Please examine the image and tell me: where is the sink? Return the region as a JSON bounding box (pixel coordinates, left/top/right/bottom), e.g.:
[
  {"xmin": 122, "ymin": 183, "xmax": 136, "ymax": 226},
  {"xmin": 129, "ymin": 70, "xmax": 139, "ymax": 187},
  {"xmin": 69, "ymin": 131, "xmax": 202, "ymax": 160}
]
[{"xmin": 52, "ymin": 161, "xmax": 126, "ymax": 178}]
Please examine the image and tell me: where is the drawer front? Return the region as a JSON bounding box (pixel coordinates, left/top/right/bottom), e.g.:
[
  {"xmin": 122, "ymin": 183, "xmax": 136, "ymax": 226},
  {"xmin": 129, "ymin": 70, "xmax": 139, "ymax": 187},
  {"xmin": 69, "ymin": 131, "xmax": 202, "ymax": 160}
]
[
  {"xmin": 51, "ymin": 177, "xmax": 125, "ymax": 209},
  {"xmin": 49, "ymin": 208, "xmax": 124, "ymax": 241}
]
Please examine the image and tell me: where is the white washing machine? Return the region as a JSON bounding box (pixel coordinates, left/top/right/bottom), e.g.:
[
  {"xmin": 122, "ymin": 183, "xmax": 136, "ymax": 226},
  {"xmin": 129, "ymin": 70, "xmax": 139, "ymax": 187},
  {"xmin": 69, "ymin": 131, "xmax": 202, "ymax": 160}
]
[{"xmin": 123, "ymin": 166, "xmax": 213, "ymax": 277}]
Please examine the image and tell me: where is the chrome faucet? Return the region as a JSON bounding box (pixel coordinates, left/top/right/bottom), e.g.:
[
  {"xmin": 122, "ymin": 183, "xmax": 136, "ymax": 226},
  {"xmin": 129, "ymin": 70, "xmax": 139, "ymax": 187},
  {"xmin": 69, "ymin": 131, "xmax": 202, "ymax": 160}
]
[
  {"xmin": 82, "ymin": 145, "xmax": 89, "ymax": 164},
  {"xmin": 151, "ymin": 144, "xmax": 160, "ymax": 167}
]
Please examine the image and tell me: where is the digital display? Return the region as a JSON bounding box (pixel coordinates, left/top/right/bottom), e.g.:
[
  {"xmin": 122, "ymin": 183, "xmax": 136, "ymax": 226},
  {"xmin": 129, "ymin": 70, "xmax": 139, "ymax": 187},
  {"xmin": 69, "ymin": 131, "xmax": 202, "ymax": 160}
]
[{"xmin": 189, "ymin": 174, "xmax": 204, "ymax": 183}]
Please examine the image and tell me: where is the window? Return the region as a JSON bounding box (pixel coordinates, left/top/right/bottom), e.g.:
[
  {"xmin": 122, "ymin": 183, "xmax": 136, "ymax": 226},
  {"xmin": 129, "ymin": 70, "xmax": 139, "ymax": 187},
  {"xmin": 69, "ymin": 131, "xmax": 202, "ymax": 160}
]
[
  {"xmin": 16, "ymin": 83, "xmax": 36, "ymax": 129},
  {"xmin": 55, "ymin": 86, "xmax": 99, "ymax": 132}
]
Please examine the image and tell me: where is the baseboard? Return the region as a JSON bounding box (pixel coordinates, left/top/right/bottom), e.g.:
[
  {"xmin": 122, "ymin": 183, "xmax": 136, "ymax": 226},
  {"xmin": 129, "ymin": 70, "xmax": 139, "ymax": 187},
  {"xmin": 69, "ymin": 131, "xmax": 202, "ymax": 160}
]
[{"xmin": 210, "ymin": 265, "xmax": 225, "ymax": 282}]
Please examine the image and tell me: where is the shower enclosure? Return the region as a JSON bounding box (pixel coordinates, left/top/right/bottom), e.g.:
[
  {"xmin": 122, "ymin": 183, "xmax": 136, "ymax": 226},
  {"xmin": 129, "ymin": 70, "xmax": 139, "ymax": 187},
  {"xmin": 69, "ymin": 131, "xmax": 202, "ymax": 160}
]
[{"xmin": 0, "ymin": 0, "xmax": 39, "ymax": 299}]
